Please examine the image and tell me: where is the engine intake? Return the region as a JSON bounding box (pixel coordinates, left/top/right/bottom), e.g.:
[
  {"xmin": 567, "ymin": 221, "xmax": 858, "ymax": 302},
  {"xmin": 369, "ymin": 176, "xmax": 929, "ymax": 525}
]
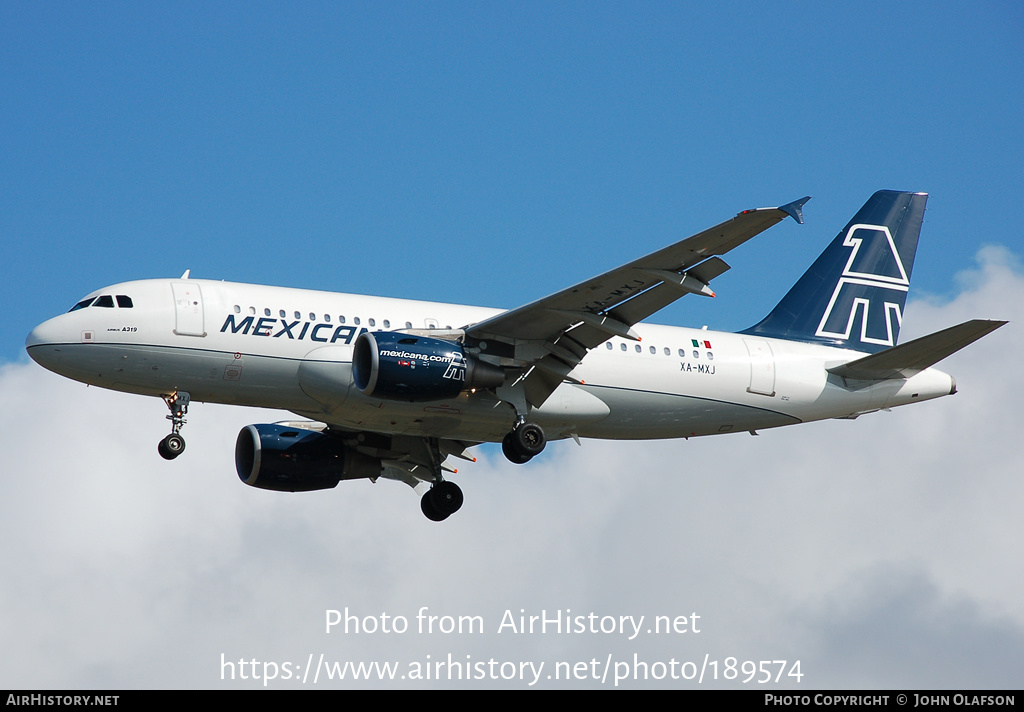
[
  {"xmin": 352, "ymin": 331, "xmax": 504, "ymax": 401},
  {"xmin": 235, "ymin": 424, "xmax": 381, "ymax": 492}
]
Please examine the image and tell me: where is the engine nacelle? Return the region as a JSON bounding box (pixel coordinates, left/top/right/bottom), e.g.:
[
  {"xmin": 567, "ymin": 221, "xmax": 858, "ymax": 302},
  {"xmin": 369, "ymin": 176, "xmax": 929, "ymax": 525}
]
[
  {"xmin": 235, "ymin": 424, "xmax": 381, "ymax": 492},
  {"xmin": 352, "ymin": 331, "xmax": 505, "ymax": 401}
]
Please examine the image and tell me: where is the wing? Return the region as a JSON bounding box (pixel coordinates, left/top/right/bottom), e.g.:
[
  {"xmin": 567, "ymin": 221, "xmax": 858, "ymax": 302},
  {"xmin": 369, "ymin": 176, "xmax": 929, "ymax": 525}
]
[
  {"xmin": 464, "ymin": 197, "xmax": 810, "ymax": 408},
  {"xmin": 322, "ymin": 425, "xmax": 479, "ymax": 490}
]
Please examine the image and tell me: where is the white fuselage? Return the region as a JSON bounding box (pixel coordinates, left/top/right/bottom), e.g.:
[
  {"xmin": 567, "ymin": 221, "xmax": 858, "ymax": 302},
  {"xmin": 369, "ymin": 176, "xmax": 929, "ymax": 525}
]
[{"xmin": 26, "ymin": 278, "xmax": 956, "ymax": 443}]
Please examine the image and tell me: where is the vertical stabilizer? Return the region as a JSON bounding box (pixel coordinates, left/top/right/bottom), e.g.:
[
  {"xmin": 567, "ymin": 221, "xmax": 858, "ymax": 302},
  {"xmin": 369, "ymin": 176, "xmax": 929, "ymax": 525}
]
[{"xmin": 742, "ymin": 190, "xmax": 927, "ymax": 353}]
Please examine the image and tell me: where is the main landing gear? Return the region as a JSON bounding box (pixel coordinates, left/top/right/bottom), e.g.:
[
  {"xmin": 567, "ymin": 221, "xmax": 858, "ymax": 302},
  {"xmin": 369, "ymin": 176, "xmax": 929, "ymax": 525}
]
[
  {"xmin": 419, "ymin": 419, "xmax": 544, "ymax": 520},
  {"xmin": 420, "ymin": 480, "xmax": 464, "ymax": 522},
  {"xmin": 158, "ymin": 391, "xmax": 190, "ymax": 460},
  {"xmin": 501, "ymin": 421, "xmax": 546, "ymax": 464}
]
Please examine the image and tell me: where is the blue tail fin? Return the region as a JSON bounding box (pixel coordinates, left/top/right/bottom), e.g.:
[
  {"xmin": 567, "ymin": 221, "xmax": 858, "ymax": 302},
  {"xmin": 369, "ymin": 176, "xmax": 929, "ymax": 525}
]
[{"xmin": 742, "ymin": 190, "xmax": 928, "ymax": 353}]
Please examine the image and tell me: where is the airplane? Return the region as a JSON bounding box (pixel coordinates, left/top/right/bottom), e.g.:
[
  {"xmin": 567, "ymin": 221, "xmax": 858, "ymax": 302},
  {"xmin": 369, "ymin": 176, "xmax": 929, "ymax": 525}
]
[{"xmin": 25, "ymin": 190, "xmax": 1006, "ymax": 521}]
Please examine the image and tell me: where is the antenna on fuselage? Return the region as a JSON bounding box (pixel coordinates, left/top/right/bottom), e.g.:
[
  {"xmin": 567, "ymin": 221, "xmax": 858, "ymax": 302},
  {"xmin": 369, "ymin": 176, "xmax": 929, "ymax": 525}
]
[{"xmin": 180, "ymin": 269, "xmax": 191, "ymax": 279}]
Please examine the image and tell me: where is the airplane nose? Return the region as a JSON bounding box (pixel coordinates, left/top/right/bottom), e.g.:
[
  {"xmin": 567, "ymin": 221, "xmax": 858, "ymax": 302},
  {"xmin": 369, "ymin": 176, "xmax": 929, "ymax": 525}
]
[
  {"xmin": 25, "ymin": 316, "xmax": 70, "ymax": 370},
  {"xmin": 26, "ymin": 323, "xmax": 47, "ymax": 351},
  {"xmin": 26, "ymin": 317, "xmax": 59, "ymax": 350}
]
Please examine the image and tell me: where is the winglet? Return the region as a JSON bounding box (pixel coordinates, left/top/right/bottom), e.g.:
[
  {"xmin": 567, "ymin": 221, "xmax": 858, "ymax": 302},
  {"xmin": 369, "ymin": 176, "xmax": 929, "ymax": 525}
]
[{"xmin": 779, "ymin": 196, "xmax": 810, "ymax": 225}]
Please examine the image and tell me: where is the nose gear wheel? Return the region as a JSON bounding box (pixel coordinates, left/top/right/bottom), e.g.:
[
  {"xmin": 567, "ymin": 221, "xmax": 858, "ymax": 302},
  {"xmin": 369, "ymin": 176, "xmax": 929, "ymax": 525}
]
[{"xmin": 158, "ymin": 391, "xmax": 190, "ymax": 460}]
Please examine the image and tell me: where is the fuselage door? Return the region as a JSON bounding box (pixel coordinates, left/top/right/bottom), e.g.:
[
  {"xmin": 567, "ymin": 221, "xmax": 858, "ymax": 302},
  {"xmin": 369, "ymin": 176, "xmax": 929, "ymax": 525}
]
[
  {"xmin": 743, "ymin": 338, "xmax": 776, "ymax": 397},
  {"xmin": 171, "ymin": 282, "xmax": 206, "ymax": 337}
]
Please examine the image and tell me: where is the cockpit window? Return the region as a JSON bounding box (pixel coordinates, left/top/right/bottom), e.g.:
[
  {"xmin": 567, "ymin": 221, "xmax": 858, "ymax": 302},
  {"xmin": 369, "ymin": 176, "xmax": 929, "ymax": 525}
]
[
  {"xmin": 68, "ymin": 294, "xmax": 134, "ymax": 311},
  {"xmin": 69, "ymin": 297, "xmax": 96, "ymax": 312}
]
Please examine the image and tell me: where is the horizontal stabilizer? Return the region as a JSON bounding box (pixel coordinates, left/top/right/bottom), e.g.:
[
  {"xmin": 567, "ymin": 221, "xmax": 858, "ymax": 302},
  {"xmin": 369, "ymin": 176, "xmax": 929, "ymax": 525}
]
[{"xmin": 827, "ymin": 319, "xmax": 1007, "ymax": 380}]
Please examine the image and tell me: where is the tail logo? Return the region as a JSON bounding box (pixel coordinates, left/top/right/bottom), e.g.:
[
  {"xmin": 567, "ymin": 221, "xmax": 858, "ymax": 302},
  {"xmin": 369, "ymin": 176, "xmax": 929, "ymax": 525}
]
[{"xmin": 815, "ymin": 224, "xmax": 910, "ymax": 348}]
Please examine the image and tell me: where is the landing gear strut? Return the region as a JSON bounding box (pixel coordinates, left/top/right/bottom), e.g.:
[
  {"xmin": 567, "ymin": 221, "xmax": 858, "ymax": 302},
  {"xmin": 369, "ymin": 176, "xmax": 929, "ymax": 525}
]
[
  {"xmin": 420, "ymin": 480, "xmax": 464, "ymax": 522},
  {"xmin": 501, "ymin": 421, "xmax": 546, "ymax": 464},
  {"xmin": 158, "ymin": 391, "xmax": 190, "ymax": 460}
]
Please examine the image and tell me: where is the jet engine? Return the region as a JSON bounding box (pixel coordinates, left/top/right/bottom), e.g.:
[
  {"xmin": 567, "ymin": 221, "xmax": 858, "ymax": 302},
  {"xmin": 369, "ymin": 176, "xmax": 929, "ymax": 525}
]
[
  {"xmin": 235, "ymin": 424, "xmax": 381, "ymax": 492},
  {"xmin": 352, "ymin": 331, "xmax": 504, "ymax": 401}
]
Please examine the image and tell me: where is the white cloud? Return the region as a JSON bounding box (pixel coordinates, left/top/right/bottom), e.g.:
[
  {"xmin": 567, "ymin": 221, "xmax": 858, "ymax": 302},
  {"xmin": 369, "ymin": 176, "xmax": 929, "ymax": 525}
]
[{"xmin": 1, "ymin": 246, "xmax": 1021, "ymax": 688}]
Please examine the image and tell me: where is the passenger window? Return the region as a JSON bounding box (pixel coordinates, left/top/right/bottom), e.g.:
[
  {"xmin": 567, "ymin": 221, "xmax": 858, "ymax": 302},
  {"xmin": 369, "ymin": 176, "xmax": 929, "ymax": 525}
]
[
  {"xmin": 116, "ymin": 295, "xmax": 133, "ymax": 308},
  {"xmin": 94, "ymin": 295, "xmax": 114, "ymax": 308},
  {"xmin": 383, "ymin": 319, "xmax": 391, "ymax": 328}
]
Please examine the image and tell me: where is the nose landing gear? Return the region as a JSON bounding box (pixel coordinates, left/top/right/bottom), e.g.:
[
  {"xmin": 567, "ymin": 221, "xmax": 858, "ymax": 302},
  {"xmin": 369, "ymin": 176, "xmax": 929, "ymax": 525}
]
[{"xmin": 158, "ymin": 391, "xmax": 190, "ymax": 460}]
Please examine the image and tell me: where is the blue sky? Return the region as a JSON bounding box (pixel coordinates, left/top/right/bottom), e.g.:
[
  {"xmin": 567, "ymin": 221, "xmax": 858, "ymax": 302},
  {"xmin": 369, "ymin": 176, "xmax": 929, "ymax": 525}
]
[
  {"xmin": 2, "ymin": 1, "xmax": 1023, "ymax": 689},
  {"xmin": 4, "ymin": 1, "xmax": 1022, "ymax": 361}
]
